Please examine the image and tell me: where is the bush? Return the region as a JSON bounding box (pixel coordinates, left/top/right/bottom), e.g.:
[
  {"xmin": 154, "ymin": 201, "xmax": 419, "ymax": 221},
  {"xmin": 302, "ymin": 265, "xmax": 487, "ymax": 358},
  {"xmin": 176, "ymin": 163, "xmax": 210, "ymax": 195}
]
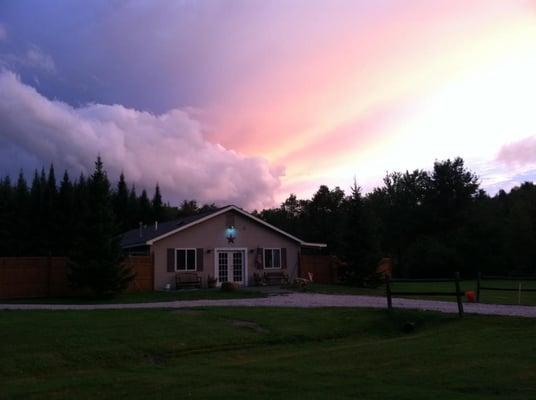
[{"xmin": 220, "ymin": 282, "xmax": 239, "ymax": 292}]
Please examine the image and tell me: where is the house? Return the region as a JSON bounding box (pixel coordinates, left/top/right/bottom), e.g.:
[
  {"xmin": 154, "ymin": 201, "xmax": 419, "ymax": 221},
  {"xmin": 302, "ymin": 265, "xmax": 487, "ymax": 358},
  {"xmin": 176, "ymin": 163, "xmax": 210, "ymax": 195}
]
[{"xmin": 120, "ymin": 205, "xmax": 326, "ymax": 289}]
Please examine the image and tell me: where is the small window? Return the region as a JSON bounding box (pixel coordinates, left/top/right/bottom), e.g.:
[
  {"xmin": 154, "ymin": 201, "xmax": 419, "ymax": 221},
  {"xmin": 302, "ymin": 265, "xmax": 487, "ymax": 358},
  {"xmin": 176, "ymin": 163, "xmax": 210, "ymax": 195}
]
[
  {"xmin": 264, "ymin": 248, "xmax": 281, "ymax": 269},
  {"xmin": 176, "ymin": 248, "xmax": 197, "ymax": 271}
]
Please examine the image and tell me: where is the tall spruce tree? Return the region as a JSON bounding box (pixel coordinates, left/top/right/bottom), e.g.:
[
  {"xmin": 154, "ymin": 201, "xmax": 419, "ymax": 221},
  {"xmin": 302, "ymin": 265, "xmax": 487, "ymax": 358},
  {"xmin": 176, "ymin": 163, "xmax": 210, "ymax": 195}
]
[
  {"xmin": 0, "ymin": 176, "xmax": 14, "ymax": 255},
  {"xmin": 67, "ymin": 157, "xmax": 134, "ymax": 297},
  {"xmin": 57, "ymin": 171, "xmax": 75, "ymax": 255},
  {"xmin": 13, "ymin": 171, "xmax": 30, "ymax": 255},
  {"xmin": 138, "ymin": 189, "xmax": 152, "ymax": 224},
  {"xmin": 113, "ymin": 172, "xmax": 129, "ymax": 232},
  {"xmin": 152, "ymin": 184, "xmax": 163, "ymax": 222},
  {"xmin": 29, "ymin": 170, "xmax": 45, "ymax": 255}
]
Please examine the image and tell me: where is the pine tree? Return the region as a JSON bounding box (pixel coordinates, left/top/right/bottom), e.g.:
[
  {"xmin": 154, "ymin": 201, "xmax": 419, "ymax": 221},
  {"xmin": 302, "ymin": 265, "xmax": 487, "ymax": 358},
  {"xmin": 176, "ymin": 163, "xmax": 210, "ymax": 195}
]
[
  {"xmin": 13, "ymin": 171, "xmax": 30, "ymax": 255},
  {"xmin": 113, "ymin": 172, "xmax": 129, "ymax": 232},
  {"xmin": 138, "ymin": 189, "xmax": 152, "ymax": 224},
  {"xmin": 127, "ymin": 185, "xmax": 139, "ymax": 229},
  {"xmin": 0, "ymin": 176, "xmax": 14, "ymax": 255},
  {"xmin": 67, "ymin": 157, "xmax": 134, "ymax": 297},
  {"xmin": 29, "ymin": 170, "xmax": 45, "ymax": 255},
  {"xmin": 43, "ymin": 164, "xmax": 58, "ymax": 254},
  {"xmin": 58, "ymin": 171, "xmax": 75, "ymax": 255},
  {"xmin": 340, "ymin": 181, "xmax": 381, "ymax": 285},
  {"xmin": 152, "ymin": 184, "xmax": 163, "ymax": 222}
]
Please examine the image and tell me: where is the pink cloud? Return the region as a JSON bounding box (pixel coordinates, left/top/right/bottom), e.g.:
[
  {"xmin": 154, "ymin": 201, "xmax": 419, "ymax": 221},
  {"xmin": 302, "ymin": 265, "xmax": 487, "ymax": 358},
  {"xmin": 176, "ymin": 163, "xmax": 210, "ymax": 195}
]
[
  {"xmin": 0, "ymin": 71, "xmax": 281, "ymax": 210},
  {"xmin": 497, "ymin": 136, "xmax": 536, "ymax": 166}
]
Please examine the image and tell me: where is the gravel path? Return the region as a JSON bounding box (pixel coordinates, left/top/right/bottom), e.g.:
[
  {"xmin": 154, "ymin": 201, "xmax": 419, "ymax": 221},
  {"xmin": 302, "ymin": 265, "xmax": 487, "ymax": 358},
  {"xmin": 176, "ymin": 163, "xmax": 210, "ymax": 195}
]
[{"xmin": 1, "ymin": 293, "xmax": 536, "ymax": 317}]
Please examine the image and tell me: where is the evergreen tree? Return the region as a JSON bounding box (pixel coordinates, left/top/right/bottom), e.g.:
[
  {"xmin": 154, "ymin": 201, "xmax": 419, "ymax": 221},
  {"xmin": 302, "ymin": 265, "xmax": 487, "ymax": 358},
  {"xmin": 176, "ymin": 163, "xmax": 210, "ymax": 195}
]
[
  {"xmin": 68, "ymin": 157, "xmax": 134, "ymax": 297},
  {"xmin": 339, "ymin": 181, "xmax": 381, "ymax": 285},
  {"xmin": 178, "ymin": 200, "xmax": 199, "ymax": 217},
  {"xmin": 13, "ymin": 171, "xmax": 30, "ymax": 255},
  {"xmin": 113, "ymin": 173, "xmax": 129, "ymax": 232},
  {"xmin": 152, "ymin": 184, "xmax": 164, "ymax": 222},
  {"xmin": 127, "ymin": 185, "xmax": 139, "ymax": 229},
  {"xmin": 138, "ymin": 189, "xmax": 152, "ymax": 224},
  {"xmin": 57, "ymin": 171, "xmax": 75, "ymax": 255},
  {"xmin": 43, "ymin": 164, "xmax": 58, "ymax": 254},
  {"xmin": 29, "ymin": 170, "xmax": 45, "ymax": 255},
  {"xmin": 0, "ymin": 176, "xmax": 14, "ymax": 255}
]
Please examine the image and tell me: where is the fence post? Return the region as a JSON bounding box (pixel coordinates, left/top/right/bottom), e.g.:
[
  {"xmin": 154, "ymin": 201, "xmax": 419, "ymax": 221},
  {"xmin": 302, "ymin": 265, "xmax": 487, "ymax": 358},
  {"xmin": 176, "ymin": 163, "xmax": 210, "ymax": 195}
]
[
  {"xmin": 47, "ymin": 255, "xmax": 52, "ymax": 297},
  {"xmin": 385, "ymin": 275, "xmax": 393, "ymax": 312},
  {"xmin": 476, "ymin": 272, "xmax": 481, "ymax": 303},
  {"xmin": 454, "ymin": 272, "xmax": 464, "ymax": 317}
]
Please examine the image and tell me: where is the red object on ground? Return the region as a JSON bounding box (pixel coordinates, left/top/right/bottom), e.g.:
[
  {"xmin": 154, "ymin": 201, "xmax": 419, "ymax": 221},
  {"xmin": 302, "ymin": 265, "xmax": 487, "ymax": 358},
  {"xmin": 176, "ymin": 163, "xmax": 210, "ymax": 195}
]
[{"xmin": 465, "ymin": 290, "xmax": 476, "ymax": 303}]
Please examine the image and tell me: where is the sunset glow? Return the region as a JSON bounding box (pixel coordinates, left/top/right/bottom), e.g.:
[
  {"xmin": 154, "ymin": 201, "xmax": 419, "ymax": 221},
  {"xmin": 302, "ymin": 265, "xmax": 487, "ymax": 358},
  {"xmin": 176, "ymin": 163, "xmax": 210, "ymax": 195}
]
[{"xmin": 1, "ymin": 0, "xmax": 535, "ymax": 208}]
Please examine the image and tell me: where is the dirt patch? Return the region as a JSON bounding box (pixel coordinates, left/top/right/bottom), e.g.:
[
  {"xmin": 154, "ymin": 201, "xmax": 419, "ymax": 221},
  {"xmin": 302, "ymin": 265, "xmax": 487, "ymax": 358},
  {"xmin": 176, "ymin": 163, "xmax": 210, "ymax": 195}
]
[{"xmin": 231, "ymin": 319, "xmax": 269, "ymax": 334}]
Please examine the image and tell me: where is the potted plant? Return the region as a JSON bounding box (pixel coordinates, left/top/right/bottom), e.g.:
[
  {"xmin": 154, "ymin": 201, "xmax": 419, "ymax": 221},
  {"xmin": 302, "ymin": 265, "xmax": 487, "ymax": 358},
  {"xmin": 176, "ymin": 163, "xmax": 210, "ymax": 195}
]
[{"xmin": 207, "ymin": 275, "xmax": 217, "ymax": 288}]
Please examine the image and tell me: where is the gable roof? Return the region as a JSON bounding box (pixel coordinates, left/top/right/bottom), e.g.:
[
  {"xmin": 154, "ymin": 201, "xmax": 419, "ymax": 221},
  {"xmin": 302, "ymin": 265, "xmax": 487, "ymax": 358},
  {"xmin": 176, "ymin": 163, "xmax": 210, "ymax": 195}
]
[
  {"xmin": 120, "ymin": 205, "xmax": 326, "ymax": 248},
  {"xmin": 120, "ymin": 207, "xmax": 226, "ymax": 248}
]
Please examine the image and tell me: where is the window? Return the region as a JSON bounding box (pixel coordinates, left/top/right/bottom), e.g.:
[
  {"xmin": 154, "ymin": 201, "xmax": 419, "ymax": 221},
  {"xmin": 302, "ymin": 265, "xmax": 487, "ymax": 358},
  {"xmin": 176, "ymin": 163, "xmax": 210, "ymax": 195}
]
[
  {"xmin": 176, "ymin": 248, "xmax": 197, "ymax": 271},
  {"xmin": 264, "ymin": 248, "xmax": 281, "ymax": 269}
]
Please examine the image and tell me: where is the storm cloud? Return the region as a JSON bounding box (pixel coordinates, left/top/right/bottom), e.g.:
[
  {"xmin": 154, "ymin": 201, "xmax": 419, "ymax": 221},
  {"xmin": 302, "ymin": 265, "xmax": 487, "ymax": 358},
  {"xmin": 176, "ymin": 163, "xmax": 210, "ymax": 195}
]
[{"xmin": 0, "ymin": 71, "xmax": 281, "ymax": 209}]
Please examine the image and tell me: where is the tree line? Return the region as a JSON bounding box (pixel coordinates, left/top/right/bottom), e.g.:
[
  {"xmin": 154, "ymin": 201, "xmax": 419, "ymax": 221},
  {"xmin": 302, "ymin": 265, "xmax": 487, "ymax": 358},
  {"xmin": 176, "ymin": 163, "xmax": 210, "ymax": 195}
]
[
  {"xmin": 258, "ymin": 157, "xmax": 536, "ymax": 279},
  {"xmin": 1, "ymin": 156, "xmax": 535, "ymax": 280},
  {"xmin": 0, "ymin": 158, "xmax": 217, "ymax": 257}
]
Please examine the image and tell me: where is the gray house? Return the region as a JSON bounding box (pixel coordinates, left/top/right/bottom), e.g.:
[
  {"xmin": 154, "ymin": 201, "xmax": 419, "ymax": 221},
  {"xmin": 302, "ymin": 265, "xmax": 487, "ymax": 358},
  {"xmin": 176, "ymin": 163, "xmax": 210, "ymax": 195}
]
[{"xmin": 120, "ymin": 205, "xmax": 326, "ymax": 289}]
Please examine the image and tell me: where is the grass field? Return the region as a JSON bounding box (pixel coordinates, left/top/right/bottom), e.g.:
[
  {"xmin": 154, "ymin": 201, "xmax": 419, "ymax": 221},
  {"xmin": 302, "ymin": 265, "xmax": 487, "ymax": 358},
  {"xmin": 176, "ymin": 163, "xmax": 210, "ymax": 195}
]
[
  {"xmin": 299, "ymin": 280, "xmax": 536, "ymax": 306},
  {"xmin": 2, "ymin": 288, "xmax": 265, "ymax": 304},
  {"xmin": 1, "ymin": 307, "xmax": 535, "ymax": 399}
]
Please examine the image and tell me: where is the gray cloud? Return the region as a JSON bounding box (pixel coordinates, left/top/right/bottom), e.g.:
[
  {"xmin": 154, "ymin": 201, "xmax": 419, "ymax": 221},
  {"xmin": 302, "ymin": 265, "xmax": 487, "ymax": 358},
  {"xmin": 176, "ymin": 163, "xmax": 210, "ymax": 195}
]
[
  {"xmin": 0, "ymin": 45, "xmax": 56, "ymax": 73},
  {"xmin": 24, "ymin": 45, "xmax": 56, "ymax": 72},
  {"xmin": 0, "ymin": 70, "xmax": 281, "ymax": 209}
]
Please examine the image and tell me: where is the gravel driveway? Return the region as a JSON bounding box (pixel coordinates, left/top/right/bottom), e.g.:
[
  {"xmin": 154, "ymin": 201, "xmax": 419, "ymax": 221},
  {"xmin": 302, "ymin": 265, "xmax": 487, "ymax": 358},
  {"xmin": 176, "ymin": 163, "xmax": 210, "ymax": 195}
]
[{"xmin": 1, "ymin": 293, "xmax": 536, "ymax": 317}]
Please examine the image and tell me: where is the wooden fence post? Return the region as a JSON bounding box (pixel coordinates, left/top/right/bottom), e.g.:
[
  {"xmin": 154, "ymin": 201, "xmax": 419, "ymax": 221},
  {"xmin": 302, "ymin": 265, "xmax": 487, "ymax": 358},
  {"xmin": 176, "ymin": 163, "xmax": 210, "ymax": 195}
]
[
  {"xmin": 47, "ymin": 255, "xmax": 52, "ymax": 297},
  {"xmin": 476, "ymin": 272, "xmax": 481, "ymax": 303},
  {"xmin": 385, "ymin": 275, "xmax": 393, "ymax": 312},
  {"xmin": 454, "ymin": 272, "xmax": 464, "ymax": 317}
]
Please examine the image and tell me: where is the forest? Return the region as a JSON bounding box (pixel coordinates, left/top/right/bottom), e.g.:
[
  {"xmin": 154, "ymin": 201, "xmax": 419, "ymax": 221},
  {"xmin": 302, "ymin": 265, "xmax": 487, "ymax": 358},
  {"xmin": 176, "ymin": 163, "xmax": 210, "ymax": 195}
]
[{"xmin": 0, "ymin": 157, "xmax": 535, "ymax": 279}]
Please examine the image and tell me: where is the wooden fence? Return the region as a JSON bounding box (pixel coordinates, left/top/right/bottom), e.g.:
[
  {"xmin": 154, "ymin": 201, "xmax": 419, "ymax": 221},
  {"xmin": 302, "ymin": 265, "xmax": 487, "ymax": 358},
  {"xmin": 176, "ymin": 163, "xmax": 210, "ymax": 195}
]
[
  {"xmin": 476, "ymin": 273, "xmax": 536, "ymax": 303},
  {"xmin": 299, "ymin": 255, "xmax": 341, "ymax": 284},
  {"xmin": 385, "ymin": 272, "xmax": 465, "ymax": 317},
  {"xmin": 0, "ymin": 256, "xmax": 154, "ymax": 299}
]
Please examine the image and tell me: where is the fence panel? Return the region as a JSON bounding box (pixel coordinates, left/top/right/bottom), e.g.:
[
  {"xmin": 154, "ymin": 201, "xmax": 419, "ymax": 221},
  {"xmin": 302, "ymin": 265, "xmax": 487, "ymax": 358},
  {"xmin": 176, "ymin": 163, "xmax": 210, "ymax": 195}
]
[
  {"xmin": 0, "ymin": 256, "xmax": 154, "ymax": 299},
  {"xmin": 299, "ymin": 255, "xmax": 339, "ymax": 284}
]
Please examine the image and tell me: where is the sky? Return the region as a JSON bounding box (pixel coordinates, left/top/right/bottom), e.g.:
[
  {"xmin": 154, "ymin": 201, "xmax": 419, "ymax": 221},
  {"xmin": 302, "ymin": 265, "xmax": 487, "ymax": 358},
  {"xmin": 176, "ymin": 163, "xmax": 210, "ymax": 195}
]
[{"xmin": 0, "ymin": 0, "xmax": 535, "ymax": 209}]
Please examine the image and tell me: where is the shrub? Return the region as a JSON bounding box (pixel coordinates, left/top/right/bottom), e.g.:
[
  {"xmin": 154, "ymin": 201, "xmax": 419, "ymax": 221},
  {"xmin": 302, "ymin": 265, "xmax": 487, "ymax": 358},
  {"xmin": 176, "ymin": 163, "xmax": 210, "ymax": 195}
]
[{"xmin": 220, "ymin": 282, "xmax": 238, "ymax": 292}]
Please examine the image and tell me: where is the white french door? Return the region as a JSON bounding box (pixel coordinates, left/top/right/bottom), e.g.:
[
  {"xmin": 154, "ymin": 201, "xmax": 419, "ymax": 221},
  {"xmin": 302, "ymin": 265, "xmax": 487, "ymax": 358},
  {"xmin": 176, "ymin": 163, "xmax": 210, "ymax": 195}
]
[{"xmin": 216, "ymin": 250, "xmax": 245, "ymax": 286}]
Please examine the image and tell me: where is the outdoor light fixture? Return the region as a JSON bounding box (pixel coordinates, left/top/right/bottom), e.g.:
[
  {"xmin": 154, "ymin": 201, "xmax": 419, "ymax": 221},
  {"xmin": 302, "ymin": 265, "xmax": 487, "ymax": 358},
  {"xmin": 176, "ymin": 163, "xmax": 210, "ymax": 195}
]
[{"xmin": 225, "ymin": 226, "xmax": 237, "ymax": 243}]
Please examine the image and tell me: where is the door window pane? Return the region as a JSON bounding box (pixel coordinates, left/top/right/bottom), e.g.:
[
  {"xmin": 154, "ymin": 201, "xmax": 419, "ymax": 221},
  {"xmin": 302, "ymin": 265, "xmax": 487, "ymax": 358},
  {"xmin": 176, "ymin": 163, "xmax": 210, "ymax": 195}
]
[
  {"xmin": 218, "ymin": 252, "xmax": 228, "ymax": 282},
  {"xmin": 233, "ymin": 252, "xmax": 243, "ymax": 282}
]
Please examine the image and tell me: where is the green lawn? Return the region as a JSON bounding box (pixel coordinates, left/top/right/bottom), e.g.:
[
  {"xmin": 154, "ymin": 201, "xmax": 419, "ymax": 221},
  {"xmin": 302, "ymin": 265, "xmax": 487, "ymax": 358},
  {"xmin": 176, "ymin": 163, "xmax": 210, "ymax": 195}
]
[
  {"xmin": 1, "ymin": 307, "xmax": 535, "ymax": 399},
  {"xmin": 298, "ymin": 281, "xmax": 536, "ymax": 306},
  {"xmin": 2, "ymin": 288, "xmax": 265, "ymax": 304}
]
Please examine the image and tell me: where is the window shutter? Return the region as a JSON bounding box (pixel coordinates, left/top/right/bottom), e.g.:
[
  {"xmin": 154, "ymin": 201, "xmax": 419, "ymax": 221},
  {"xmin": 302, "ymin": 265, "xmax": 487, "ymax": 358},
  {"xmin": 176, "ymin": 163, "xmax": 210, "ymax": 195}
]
[
  {"xmin": 281, "ymin": 248, "xmax": 287, "ymax": 269},
  {"xmin": 256, "ymin": 247, "xmax": 264, "ymax": 270},
  {"xmin": 196, "ymin": 248, "xmax": 204, "ymax": 271},
  {"xmin": 167, "ymin": 248, "xmax": 175, "ymax": 272}
]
